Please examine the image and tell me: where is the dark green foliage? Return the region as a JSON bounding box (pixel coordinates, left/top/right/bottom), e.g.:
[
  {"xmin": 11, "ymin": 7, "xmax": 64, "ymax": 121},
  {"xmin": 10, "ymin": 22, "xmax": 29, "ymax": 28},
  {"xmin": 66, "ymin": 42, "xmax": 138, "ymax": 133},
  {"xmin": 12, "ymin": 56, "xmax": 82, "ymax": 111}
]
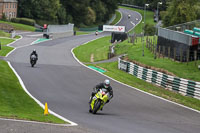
[
  {"xmin": 11, "ymin": 18, "xmax": 20, "ymax": 23},
  {"xmin": 18, "ymin": 0, "xmax": 120, "ymax": 26},
  {"xmin": 57, "ymin": 6, "xmax": 67, "ymax": 24},
  {"xmin": 162, "ymin": 0, "xmax": 198, "ymax": 27},
  {"xmin": 18, "ymin": 0, "xmax": 60, "ymax": 23},
  {"xmin": 144, "ymin": 24, "xmax": 156, "ymax": 35}
]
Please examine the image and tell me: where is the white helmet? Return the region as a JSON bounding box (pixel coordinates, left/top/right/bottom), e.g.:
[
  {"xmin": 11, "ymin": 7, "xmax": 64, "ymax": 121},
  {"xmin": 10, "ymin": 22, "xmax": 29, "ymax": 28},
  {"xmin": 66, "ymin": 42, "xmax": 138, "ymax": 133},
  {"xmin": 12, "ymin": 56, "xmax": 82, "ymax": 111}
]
[{"xmin": 104, "ymin": 79, "xmax": 110, "ymax": 88}]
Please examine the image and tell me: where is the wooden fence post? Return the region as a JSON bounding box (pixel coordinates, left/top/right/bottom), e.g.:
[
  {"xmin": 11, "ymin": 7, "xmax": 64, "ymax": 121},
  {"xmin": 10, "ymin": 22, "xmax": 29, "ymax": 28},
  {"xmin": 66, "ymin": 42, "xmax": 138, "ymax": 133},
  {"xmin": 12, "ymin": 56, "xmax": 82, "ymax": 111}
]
[
  {"xmin": 154, "ymin": 45, "xmax": 157, "ymax": 59},
  {"xmin": 158, "ymin": 45, "xmax": 161, "ymax": 58},
  {"xmin": 153, "ymin": 43, "xmax": 155, "ymax": 54},
  {"xmin": 163, "ymin": 46, "xmax": 165, "ymax": 58},
  {"xmin": 194, "ymin": 50, "xmax": 197, "ymax": 66},
  {"xmin": 180, "ymin": 49, "xmax": 183, "ymax": 62},
  {"xmin": 174, "ymin": 48, "xmax": 176, "ymax": 61},
  {"xmin": 187, "ymin": 49, "xmax": 189, "ymax": 65},
  {"xmin": 168, "ymin": 47, "xmax": 170, "ymax": 59}
]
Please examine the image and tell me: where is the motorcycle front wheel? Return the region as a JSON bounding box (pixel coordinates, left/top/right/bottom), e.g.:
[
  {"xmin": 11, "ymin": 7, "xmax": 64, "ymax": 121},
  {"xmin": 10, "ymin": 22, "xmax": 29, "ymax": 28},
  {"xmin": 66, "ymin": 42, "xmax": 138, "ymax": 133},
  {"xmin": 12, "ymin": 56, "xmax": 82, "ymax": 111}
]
[{"xmin": 92, "ymin": 100, "xmax": 101, "ymax": 114}]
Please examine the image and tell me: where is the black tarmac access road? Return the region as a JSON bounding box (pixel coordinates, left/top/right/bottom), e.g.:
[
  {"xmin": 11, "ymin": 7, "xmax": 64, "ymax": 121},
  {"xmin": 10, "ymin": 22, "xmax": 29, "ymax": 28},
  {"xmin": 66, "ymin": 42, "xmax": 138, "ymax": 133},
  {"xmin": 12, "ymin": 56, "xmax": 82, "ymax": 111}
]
[{"xmin": 5, "ymin": 8, "xmax": 200, "ymax": 133}]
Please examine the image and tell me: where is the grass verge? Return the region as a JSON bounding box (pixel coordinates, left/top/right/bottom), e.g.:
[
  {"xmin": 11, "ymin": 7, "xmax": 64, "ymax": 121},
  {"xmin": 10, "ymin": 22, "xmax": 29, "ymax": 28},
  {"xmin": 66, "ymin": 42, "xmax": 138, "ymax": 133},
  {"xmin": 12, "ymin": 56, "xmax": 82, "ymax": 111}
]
[
  {"xmin": 115, "ymin": 36, "xmax": 200, "ymax": 82},
  {"xmin": 110, "ymin": 11, "xmax": 122, "ymax": 25},
  {"xmin": 76, "ymin": 31, "xmax": 91, "ymax": 35},
  {"xmin": 87, "ymin": 62, "xmax": 200, "ymax": 111},
  {"xmin": 76, "ymin": 34, "xmax": 200, "ymax": 81},
  {"xmin": 0, "ymin": 38, "xmax": 14, "ymax": 56},
  {"xmin": 0, "ymin": 20, "xmax": 36, "ymax": 31},
  {"xmin": 0, "ymin": 60, "xmax": 66, "ymax": 123},
  {"xmin": 0, "ymin": 30, "xmax": 10, "ymax": 37},
  {"xmin": 73, "ymin": 36, "xmax": 111, "ymax": 62}
]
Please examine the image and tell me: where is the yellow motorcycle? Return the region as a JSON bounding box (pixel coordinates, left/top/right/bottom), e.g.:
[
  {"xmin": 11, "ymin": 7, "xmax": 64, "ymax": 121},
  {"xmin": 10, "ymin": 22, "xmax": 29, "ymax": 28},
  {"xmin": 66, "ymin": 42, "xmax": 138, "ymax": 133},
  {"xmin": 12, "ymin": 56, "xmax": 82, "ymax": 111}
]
[{"xmin": 89, "ymin": 88, "xmax": 109, "ymax": 114}]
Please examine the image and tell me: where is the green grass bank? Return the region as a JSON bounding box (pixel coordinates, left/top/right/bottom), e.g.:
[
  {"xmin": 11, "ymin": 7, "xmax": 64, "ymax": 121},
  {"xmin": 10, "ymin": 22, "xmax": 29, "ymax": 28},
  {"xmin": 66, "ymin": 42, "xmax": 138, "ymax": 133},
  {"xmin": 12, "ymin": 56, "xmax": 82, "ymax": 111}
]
[
  {"xmin": 0, "ymin": 38, "xmax": 14, "ymax": 56},
  {"xmin": 0, "ymin": 20, "xmax": 36, "ymax": 31}
]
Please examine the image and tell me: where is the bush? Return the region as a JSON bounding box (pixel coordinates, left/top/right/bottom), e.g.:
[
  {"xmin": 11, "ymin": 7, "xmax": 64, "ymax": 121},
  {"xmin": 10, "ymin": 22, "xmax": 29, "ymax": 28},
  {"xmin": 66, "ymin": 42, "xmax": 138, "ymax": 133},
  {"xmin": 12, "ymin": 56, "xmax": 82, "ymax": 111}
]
[
  {"xmin": 11, "ymin": 18, "xmax": 35, "ymax": 26},
  {"xmin": 11, "ymin": 18, "xmax": 20, "ymax": 23},
  {"xmin": 35, "ymin": 19, "xmax": 58, "ymax": 26},
  {"xmin": 144, "ymin": 24, "xmax": 156, "ymax": 36}
]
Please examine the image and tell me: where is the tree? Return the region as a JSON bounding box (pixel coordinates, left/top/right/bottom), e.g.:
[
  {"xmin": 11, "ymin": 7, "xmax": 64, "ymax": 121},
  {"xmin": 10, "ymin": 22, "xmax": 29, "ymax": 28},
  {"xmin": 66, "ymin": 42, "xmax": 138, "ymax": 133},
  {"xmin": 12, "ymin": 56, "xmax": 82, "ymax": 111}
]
[
  {"xmin": 162, "ymin": 0, "xmax": 197, "ymax": 27},
  {"xmin": 85, "ymin": 7, "xmax": 96, "ymax": 25},
  {"xmin": 144, "ymin": 24, "xmax": 156, "ymax": 35},
  {"xmin": 57, "ymin": 6, "xmax": 67, "ymax": 24},
  {"xmin": 18, "ymin": 0, "xmax": 60, "ymax": 22},
  {"xmin": 90, "ymin": 0, "xmax": 106, "ymax": 23},
  {"xmin": 18, "ymin": 0, "xmax": 120, "ymax": 26}
]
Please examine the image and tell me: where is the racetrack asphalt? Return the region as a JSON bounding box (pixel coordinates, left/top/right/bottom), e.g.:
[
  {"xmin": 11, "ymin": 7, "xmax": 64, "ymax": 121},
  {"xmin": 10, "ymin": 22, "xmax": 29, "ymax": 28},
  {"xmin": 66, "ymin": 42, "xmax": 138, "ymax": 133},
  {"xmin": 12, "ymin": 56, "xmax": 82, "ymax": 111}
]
[{"xmin": 3, "ymin": 8, "xmax": 200, "ymax": 133}]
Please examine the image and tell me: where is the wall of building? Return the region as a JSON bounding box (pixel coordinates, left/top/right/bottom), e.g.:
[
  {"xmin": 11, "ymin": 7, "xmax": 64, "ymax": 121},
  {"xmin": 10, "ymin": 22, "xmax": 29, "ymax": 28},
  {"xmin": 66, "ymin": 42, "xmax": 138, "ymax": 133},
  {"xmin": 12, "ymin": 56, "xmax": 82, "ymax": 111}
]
[{"xmin": 0, "ymin": 1, "xmax": 17, "ymax": 19}]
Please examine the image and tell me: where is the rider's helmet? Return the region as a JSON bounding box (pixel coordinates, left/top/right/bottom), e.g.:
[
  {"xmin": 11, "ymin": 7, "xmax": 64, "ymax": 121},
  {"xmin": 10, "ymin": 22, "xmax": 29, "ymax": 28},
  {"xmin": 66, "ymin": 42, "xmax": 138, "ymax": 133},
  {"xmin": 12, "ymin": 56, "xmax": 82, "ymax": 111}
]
[
  {"xmin": 33, "ymin": 49, "xmax": 36, "ymax": 54},
  {"xmin": 104, "ymin": 79, "xmax": 110, "ymax": 89}
]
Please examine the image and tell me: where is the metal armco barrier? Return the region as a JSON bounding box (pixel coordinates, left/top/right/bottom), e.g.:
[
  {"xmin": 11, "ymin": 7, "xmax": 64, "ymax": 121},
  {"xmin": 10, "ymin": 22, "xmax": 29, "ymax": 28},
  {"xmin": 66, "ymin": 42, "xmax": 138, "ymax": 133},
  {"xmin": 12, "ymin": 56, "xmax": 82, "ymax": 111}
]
[{"xmin": 118, "ymin": 57, "xmax": 200, "ymax": 100}]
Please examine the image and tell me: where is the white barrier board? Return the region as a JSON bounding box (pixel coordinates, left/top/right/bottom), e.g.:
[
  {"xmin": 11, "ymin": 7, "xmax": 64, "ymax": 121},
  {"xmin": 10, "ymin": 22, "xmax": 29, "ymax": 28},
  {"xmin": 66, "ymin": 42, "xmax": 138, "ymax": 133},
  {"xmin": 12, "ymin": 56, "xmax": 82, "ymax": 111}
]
[{"xmin": 103, "ymin": 25, "xmax": 125, "ymax": 32}]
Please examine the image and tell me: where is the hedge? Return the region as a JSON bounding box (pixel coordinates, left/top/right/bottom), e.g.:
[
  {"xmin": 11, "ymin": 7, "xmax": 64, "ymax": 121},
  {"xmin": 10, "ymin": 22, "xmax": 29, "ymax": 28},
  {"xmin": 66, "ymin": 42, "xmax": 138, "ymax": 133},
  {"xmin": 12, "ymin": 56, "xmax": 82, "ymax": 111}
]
[{"xmin": 11, "ymin": 18, "xmax": 36, "ymax": 26}]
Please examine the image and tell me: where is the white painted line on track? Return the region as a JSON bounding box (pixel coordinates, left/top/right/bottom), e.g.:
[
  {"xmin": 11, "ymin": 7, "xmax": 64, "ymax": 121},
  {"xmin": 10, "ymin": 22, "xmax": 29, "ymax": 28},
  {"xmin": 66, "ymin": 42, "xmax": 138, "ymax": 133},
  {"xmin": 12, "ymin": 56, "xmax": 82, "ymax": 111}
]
[
  {"xmin": 71, "ymin": 35, "xmax": 200, "ymax": 115},
  {"xmin": 130, "ymin": 21, "xmax": 135, "ymax": 26},
  {"xmin": 7, "ymin": 61, "xmax": 78, "ymax": 126},
  {"xmin": 0, "ymin": 117, "xmax": 75, "ymax": 127},
  {"xmin": 128, "ymin": 11, "xmax": 142, "ymax": 32},
  {"xmin": 5, "ymin": 35, "xmax": 22, "ymax": 57},
  {"xmin": 115, "ymin": 10, "xmax": 123, "ymax": 25},
  {"xmin": 5, "ymin": 48, "xmax": 16, "ymax": 57}
]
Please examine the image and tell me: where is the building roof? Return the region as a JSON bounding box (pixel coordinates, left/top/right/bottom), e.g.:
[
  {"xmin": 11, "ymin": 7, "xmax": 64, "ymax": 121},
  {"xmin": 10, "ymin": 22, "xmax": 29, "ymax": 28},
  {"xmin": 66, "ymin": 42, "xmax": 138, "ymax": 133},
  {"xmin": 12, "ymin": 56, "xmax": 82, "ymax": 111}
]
[{"xmin": 0, "ymin": 0, "xmax": 18, "ymax": 2}]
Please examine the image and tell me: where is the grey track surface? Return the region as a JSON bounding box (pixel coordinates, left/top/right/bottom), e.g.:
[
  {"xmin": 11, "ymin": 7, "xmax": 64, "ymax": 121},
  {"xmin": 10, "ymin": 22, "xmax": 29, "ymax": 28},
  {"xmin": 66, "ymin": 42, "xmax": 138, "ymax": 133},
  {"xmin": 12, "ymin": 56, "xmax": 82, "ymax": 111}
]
[
  {"xmin": 0, "ymin": 119, "xmax": 101, "ymax": 133},
  {"xmin": 3, "ymin": 8, "xmax": 200, "ymax": 133}
]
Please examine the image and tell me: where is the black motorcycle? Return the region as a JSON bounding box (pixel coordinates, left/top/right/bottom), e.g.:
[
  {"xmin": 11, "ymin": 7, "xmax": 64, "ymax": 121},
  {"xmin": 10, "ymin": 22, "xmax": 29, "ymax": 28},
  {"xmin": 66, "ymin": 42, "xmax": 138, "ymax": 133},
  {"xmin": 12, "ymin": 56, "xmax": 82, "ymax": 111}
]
[{"xmin": 30, "ymin": 54, "xmax": 37, "ymax": 67}]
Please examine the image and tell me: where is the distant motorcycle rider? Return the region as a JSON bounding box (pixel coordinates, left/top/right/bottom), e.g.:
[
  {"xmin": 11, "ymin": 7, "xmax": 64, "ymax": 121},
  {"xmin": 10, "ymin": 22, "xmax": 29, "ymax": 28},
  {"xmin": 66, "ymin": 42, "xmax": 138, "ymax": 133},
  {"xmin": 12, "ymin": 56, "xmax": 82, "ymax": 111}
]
[
  {"xmin": 89, "ymin": 79, "xmax": 113, "ymax": 104},
  {"xmin": 30, "ymin": 49, "xmax": 38, "ymax": 63},
  {"xmin": 95, "ymin": 30, "xmax": 98, "ymax": 35}
]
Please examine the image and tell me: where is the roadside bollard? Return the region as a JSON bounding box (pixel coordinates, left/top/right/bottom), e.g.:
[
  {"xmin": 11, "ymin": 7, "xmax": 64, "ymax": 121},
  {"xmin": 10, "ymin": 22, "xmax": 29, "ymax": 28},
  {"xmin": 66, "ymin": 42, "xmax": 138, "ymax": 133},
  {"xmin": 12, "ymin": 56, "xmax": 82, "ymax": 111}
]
[{"xmin": 0, "ymin": 41, "xmax": 1, "ymax": 50}]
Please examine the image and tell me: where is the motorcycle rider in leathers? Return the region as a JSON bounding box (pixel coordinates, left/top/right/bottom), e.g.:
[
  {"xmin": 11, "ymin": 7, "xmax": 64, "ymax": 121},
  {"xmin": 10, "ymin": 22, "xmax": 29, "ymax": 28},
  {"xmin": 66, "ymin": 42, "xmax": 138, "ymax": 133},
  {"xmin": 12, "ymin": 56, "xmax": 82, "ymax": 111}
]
[
  {"xmin": 89, "ymin": 79, "xmax": 113, "ymax": 106},
  {"xmin": 30, "ymin": 49, "xmax": 38, "ymax": 63}
]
